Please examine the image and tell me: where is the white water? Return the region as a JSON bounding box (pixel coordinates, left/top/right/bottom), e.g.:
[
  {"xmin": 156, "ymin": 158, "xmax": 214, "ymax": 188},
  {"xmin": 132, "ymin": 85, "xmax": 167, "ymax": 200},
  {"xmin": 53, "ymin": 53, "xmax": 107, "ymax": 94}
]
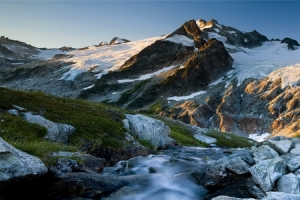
[{"xmin": 102, "ymin": 146, "xmax": 229, "ymax": 200}]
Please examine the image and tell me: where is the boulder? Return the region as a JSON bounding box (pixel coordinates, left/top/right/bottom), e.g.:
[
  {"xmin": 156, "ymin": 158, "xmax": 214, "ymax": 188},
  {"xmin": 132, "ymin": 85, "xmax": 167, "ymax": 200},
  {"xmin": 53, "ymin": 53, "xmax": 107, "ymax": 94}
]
[
  {"xmin": 277, "ymin": 173, "xmax": 300, "ymax": 194},
  {"xmin": 50, "ymin": 151, "xmax": 106, "ymax": 175},
  {"xmin": 225, "ymin": 157, "xmax": 251, "ymax": 175},
  {"xmin": 124, "ymin": 114, "xmax": 175, "ymax": 149},
  {"xmin": 251, "ymin": 145, "xmax": 279, "ymax": 163},
  {"xmin": 249, "ymin": 157, "xmax": 287, "ymax": 192},
  {"xmin": 0, "ymin": 137, "xmax": 48, "ymax": 182},
  {"xmin": 286, "ymin": 155, "xmax": 300, "ymax": 172},
  {"xmin": 212, "ymin": 196, "xmax": 255, "ymax": 200},
  {"xmin": 290, "ymin": 143, "xmax": 300, "ymax": 154},
  {"xmin": 194, "ymin": 133, "xmax": 217, "ymax": 144},
  {"xmin": 262, "ymin": 192, "xmax": 300, "ymax": 200},
  {"xmin": 22, "ymin": 112, "xmax": 75, "ymax": 144},
  {"xmin": 50, "ymin": 172, "xmax": 128, "ymax": 199},
  {"xmin": 267, "ymin": 139, "xmax": 293, "ymax": 155}
]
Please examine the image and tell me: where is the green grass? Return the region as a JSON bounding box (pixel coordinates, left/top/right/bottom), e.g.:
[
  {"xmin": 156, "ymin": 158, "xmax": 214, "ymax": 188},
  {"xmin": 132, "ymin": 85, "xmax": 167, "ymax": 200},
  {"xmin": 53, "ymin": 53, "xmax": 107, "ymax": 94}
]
[
  {"xmin": 206, "ymin": 130, "xmax": 256, "ymax": 148},
  {"xmin": 148, "ymin": 115, "xmax": 208, "ymax": 147},
  {"xmin": 0, "ymin": 87, "xmax": 127, "ymax": 165}
]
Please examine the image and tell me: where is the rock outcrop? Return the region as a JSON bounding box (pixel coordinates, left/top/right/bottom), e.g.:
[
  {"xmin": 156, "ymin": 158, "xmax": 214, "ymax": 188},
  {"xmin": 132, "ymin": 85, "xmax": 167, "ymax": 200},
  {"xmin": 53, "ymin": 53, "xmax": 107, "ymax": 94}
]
[
  {"xmin": 0, "ymin": 137, "xmax": 48, "ymax": 182},
  {"xmin": 124, "ymin": 114, "xmax": 175, "ymax": 149},
  {"xmin": 8, "ymin": 108, "xmax": 75, "ymax": 144}
]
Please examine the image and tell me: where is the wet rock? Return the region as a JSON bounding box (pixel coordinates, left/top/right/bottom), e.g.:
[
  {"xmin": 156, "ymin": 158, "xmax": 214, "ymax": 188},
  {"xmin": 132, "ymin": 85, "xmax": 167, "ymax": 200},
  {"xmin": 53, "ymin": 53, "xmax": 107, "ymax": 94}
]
[
  {"xmin": 249, "ymin": 157, "xmax": 287, "ymax": 192},
  {"xmin": 124, "ymin": 114, "xmax": 175, "ymax": 149},
  {"xmin": 277, "ymin": 173, "xmax": 300, "ymax": 194},
  {"xmin": 0, "ymin": 137, "xmax": 48, "ymax": 182},
  {"xmin": 51, "ymin": 172, "xmax": 128, "ymax": 199}
]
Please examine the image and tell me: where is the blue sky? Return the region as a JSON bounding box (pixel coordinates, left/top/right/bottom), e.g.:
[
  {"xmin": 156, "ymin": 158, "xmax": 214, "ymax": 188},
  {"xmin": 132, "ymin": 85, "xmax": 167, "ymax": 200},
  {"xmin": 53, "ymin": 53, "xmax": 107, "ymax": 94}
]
[{"xmin": 1, "ymin": 1, "xmax": 299, "ymax": 48}]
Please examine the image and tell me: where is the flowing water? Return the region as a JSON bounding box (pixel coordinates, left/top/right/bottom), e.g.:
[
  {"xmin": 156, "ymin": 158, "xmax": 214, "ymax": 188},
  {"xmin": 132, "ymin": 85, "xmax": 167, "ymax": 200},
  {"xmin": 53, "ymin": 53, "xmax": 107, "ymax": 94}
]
[{"xmin": 102, "ymin": 146, "xmax": 230, "ymax": 200}]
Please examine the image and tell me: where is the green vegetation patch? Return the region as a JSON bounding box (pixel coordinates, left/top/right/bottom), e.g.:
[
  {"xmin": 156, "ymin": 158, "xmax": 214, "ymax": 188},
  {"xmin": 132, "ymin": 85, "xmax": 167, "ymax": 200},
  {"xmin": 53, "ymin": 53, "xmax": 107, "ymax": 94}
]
[
  {"xmin": 149, "ymin": 115, "xmax": 207, "ymax": 147},
  {"xmin": 206, "ymin": 130, "xmax": 256, "ymax": 148},
  {"xmin": 0, "ymin": 87, "xmax": 127, "ymax": 164}
]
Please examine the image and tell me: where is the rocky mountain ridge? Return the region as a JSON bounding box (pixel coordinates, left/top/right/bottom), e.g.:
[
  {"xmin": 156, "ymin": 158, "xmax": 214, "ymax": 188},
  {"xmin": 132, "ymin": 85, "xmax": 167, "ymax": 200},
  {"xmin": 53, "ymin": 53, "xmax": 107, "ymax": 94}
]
[{"xmin": 0, "ymin": 19, "xmax": 300, "ymax": 139}]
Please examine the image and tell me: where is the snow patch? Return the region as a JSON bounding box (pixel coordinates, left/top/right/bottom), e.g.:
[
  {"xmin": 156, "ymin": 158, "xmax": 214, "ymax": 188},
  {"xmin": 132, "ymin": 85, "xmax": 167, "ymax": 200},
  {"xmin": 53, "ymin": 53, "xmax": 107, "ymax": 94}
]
[
  {"xmin": 82, "ymin": 84, "xmax": 95, "ymax": 90},
  {"xmin": 164, "ymin": 34, "xmax": 194, "ymax": 46},
  {"xmin": 249, "ymin": 133, "xmax": 270, "ymax": 142},
  {"xmin": 167, "ymin": 91, "xmax": 206, "ymax": 101},
  {"xmin": 117, "ymin": 65, "xmax": 177, "ymax": 83},
  {"xmin": 214, "ymin": 28, "xmax": 220, "ymax": 33},
  {"xmin": 268, "ymin": 64, "xmax": 300, "ymax": 88},
  {"xmin": 58, "ymin": 36, "xmax": 162, "ymax": 81}
]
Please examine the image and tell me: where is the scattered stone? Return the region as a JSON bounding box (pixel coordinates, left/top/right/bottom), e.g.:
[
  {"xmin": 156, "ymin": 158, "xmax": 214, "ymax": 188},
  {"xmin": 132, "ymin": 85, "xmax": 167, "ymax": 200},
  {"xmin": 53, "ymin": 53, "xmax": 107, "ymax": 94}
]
[
  {"xmin": 277, "ymin": 173, "xmax": 300, "ymax": 194},
  {"xmin": 226, "ymin": 157, "xmax": 251, "ymax": 175},
  {"xmin": 267, "ymin": 139, "xmax": 293, "ymax": 155},
  {"xmin": 249, "ymin": 157, "xmax": 286, "ymax": 192},
  {"xmin": 194, "ymin": 133, "xmax": 217, "ymax": 144},
  {"xmin": 124, "ymin": 114, "xmax": 175, "ymax": 149},
  {"xmin": 286, "ymin": 155, "xmax": 300, "ymax": 172},
  {"xmin": 22, "ymin": 112, "xmax": 76, "ymax": 144},
  {"xmin": 262, "ymin": 192, "xmax": 300, "ymax": 200},
  {"xmin": 0, "ymin": 137, "xmax": 47, "ymax": 182},
  {"xmin": 251, "ymin": 145, "xmax": 279, "ymax": 163}
]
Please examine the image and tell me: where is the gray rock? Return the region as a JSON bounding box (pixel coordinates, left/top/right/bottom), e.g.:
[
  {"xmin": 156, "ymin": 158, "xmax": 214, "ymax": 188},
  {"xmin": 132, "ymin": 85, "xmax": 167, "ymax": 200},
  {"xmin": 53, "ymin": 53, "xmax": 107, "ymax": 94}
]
[
  {"xmin": 50, "ymin": 151, "xmax": 105, "ymax": 173},
  {"xmin": 251, "ymin": 145, "xmax": 279, "ymax": 163},
  {"xmin": 226, "ymin": 157, "xmax": 251, "ymax": 175},
  {"xmin": 267, "ymin": 139, "xmax": 294, "ymax": 155},
  {"xmin": 212, "ymin": 196, "xmax": 256, "ymax": 200},
  {"xmin": 124, "ymin": 114, "xmax": 175, "ymax": 149},
  {"xmin": 295, "ymin": 168, "xmax": 300, "ymax": 175},
  {"xmin": 50, "ymin": 158, "xmax": 79, "ymax": 178},
  {"xmin": 290, "ymin": 143, "xmax": 300, "ymax": 154},
  {"xmin": 22, "ymin": 112, "xmax": 75, "ymax": 144},
  {"xmin": 0, "ymin": 137, "xmax": 47, "ymax": 182},
  {"xmin": 51, "ymin": 172, "xmax": 128, "ymax": 198},
  {"xmin": 277, "ymin": 173, "xmax": 300, "ymax": 194},
  {"xmin": 228, "ymin": 148, "xmax": 255, "ymax": 165},
  {"xmin": 286, "ymin": 155, "xmax": 300, "ymax": 172},
  {"xmin": 194, "ymin": 133, "xmax": 217, "ymax": 144},
  {"xmin": 281, "ymin": 153, "xmax": 297, "ymax": 165},
  {"xmin": 249, "ymin": 157, "xmax": 287, "ymax": 192},
  {"xmin": 262, "ymin": 192, "xmax": 300, "ymax": 200},
  {"xmin": 7, "ymin": 109, "xmax": 19, "ymax": 116}
]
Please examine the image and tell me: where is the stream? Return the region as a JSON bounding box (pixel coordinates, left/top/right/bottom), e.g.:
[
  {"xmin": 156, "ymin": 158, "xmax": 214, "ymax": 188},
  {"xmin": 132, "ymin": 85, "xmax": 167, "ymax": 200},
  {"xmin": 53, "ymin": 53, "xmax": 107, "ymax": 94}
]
[{"xmin": 101, "ymin": 146, "xmax": 231, "ymax": 200}]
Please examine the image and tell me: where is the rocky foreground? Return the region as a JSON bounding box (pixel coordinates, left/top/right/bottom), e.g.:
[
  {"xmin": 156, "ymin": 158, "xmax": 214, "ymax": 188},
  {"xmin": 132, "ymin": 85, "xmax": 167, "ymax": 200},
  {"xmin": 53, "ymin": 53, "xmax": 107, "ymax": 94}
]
[{"xmin": 1, "ymin": 112, "xmax": 300, "ymax": 200}]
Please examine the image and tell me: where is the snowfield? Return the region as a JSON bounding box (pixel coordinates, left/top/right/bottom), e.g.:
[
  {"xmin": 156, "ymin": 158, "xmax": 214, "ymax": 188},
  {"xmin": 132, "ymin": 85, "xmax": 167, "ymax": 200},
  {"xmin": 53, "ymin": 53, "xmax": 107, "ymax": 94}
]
[{"xmin": 58, "ymin": 36, "xmax": 162, "ymax": 81}]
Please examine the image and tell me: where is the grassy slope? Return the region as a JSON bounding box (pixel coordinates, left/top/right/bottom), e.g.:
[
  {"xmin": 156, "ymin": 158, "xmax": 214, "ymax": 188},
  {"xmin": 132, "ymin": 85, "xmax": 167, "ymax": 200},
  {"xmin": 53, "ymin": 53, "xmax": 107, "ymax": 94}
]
[
  {"xmin": 0, "ymin": 87, "xmax": 125, "ymax": 165},
  {"xmin": 0, "ymin": 87, "xmax": 258, "ymax": 166}
]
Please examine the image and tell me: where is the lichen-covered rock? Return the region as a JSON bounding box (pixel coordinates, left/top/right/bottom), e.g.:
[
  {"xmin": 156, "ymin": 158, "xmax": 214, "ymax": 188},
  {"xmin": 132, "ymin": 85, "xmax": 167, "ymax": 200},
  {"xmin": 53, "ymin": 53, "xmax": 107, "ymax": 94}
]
[
  {"xmin": 225, "ymin": 157, "xmax": 251, "ymax": 175},
  {"xmin": 267, "ymin": 139, "xmax": 293, "ymax": 155},
  {"xmin": 262, "ymin": 192, "xmax": 300, "ymax": 200},
  {"xmin": 22, "ymin": 112, "xmax": 75, "ymax": 144},
  {"xmin": 251, "ymin": 145, "xmax": 279, "ymax": 163},
  {"xmin": 124, "ymin": 114, "xmax": 175, "ymax": 149},
  {"xmin": 0, "ymin": 137, "xmax": 48, "ymax": 182},
  {"xmin": 277, "ymin": 173, "xmax": 300, "ymax": 194},
  {"xmin": 286, "ymin": 155, "xmax": 300, "ymax": 172},
  {"xmin": 249, "ymin": 157, "xmax": 287, "ymax": 192}
]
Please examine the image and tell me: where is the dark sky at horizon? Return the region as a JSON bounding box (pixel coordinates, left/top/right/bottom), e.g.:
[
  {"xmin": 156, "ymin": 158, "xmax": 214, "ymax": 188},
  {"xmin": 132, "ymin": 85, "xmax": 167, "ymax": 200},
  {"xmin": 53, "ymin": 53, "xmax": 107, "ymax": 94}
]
[{"xmin": 1, "ymin": 1, "xmax": 299, "ymax": 48}]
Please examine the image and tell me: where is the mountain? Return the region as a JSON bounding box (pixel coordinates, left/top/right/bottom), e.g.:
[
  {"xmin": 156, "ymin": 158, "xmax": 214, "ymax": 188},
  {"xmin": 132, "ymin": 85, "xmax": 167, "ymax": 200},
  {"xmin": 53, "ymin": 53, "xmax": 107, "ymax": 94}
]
[{"xmin": 1, "ymin": 19, "xmax": 300, "ymax": 139}]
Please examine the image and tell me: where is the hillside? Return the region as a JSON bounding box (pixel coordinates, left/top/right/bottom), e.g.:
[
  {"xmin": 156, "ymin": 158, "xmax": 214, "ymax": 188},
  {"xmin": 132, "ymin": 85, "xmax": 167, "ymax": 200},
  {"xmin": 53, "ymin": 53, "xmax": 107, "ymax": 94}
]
[{"xmin": 1, "ymin": 19, "xmax": 300, "ymax": 140}]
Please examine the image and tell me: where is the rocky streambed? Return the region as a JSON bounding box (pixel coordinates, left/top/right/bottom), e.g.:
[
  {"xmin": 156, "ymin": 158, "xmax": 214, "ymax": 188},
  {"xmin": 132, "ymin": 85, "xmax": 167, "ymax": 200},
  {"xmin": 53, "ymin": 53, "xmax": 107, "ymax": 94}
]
[{"xmin": 1, "ymin": 135, "xmax": 300, "ymax": 200}]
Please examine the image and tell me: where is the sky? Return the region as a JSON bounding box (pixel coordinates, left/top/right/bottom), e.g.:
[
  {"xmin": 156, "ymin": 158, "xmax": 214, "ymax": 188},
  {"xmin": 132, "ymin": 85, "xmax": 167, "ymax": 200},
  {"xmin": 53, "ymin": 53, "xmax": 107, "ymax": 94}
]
[{"xmin": 0, "ymin": 1, "xmax": 299, "ymax": 48}]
